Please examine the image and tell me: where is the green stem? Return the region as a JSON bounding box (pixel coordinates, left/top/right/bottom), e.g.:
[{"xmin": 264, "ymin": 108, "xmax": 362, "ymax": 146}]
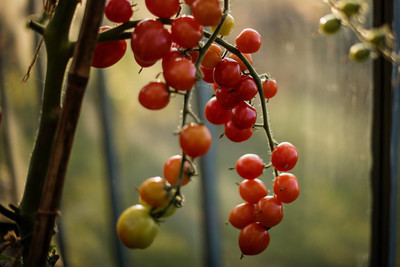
[
  {"xmin": 19, "ymin": 0, "xmax": 79, "ymax": 250},
  {"xmin": 203, "ymin": 32, "xmax": 278, "ymax": 176}
]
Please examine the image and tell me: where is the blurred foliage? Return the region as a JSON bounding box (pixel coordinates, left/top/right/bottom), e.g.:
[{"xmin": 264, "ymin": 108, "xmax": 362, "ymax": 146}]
[{"xmin": 1, "ymin": 0, "xmax": 397, "ymax": 266}]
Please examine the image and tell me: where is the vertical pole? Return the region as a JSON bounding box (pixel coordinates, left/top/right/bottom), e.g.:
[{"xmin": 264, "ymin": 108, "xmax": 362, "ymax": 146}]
[
  {"xmin": 370, "ymin": 0, "xmax": 397, "ymax": 266},
  {"xmin": 95, "ymin": 70, "xmax": 129, "ymax": 267},
  {"xmin": 195, "ymin": 81, "xmax": 222, "ymax": 267}
]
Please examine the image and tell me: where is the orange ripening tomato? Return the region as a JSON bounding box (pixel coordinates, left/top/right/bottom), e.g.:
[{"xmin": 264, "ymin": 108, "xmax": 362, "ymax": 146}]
[{"xmin": 179, "ymin": 123, "xmax": 212, "ymax": 158}]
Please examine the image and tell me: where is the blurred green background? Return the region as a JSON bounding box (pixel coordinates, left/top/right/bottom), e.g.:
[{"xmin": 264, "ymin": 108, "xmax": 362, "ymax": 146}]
[{"xmin": 1, "ymin": 0, "xmax": 398, "ymax": 266}]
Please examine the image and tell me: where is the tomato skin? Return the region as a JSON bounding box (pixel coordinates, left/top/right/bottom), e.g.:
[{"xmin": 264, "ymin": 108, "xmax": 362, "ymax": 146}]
[
  {"xmin": 204, "ymin": 96, "xmax": 230, "ymax": 125},
  {"xmin": 238, "ymin": 222, "xmax": 270, "ymax": 255},
  {"xmin": 232, "ymin": 75, "xmax": 258, "ymax": 101},
  {"xmin": 191, "ymin": 0, "xmax": 222, "ymax": 26},
  {"xmin": 92, "ymin": 26, "xmax": 127, "ymax": 68},
  {"xmin": 131, "ymin": 19, "xmax": 171, "ymax": 62},
  {"xmin": 256, "ymin": 196, "xmax": 283, "ymax": 228},
  {"xmin": 210, "ymin": 13, "xmax": 235, "ymax": 36},
  {"xmin": 145, "ymin": 0, "xmax": 180, "ymax": 18},
  {"xmin": 179, "ymin": 123, "xmax": 212, "ymax": 158},
  {"xmin": 163, "ymin": 58, "xmax": 197, "ymax": 91},
  {"xmin": 163, "ymin": 155, "xmax": 194, "ymax": 186},
  {"xmin": 271, "ymin": 142, "xmax": 298, "ymax": 172},
  {"xmin": 162, "ymin": 49, "xmax": 187, "ymax": 71},
  {"xmin": 171, "ymin": 16, "xmax": 203, "ymax": 49},
  {"xmin": 139, "ymin": 177, "xmax": 170, "ymax": 208},
  {"xmin": 213, "ymin": 58, "xmax": 242, "ymax": 88},
  {"xmin": 239, "ymin": 179, "xmax": 268, "ymax": 204},
  {"xmin": 116, "ymin": 204, "xmax": 159, "ymax": 249},
  {"xmin": 200, "ymin": 66, "xmax": 215, "ymax": 84},
  {"xmin": 230, "ymin": 101, "xmax": 257, "ymax": 130},
  {"xmin": 138, "ymin": 81, "xmax": 170, "ymax": 110},
  {"xmin": 229, "ymin": 203, "xmax": 256, "ymax": 229},
  {"xmin": 215, "ymin": 87, "xmax": 241, "ymax": 109},
  {"xmin": 105, "ymin": 0, "xmax": 133, "ymax": 23},
  {"xmin": 134, "ymin": 54, "xmax": 157, "ymax": 68},
  {"xmin": 224, "ymin": 120, "xmax": 253, "ymax": 143},
  {"xmin": 273, "ymin": 173, "xmax": 300, "ymax": 203},
  {"xmin": 229, "ymin": 53, "xmax": 253, "ymax": 72},
  {"xmin": 262, "ymin": 79, "xmax": 278, "ymax": 99},
  {"xmin": 201, "ymin": 44, "xmax": 223, "ymax": 69},
  {"xmin": 235, "ymin": 28, "xmax": 262, "ymax": 54},
  {"xmin": 236, "ymin": 154, "xmax": 264, "ymax": 180}
]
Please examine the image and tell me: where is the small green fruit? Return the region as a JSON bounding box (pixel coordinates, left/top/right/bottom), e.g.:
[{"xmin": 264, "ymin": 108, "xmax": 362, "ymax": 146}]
[
  {"xmin": 337, "ymin": 0, "xmax": 362, "ymax": 17},
  {"xmin": 319, "ymin": 14, "xmax": 341, "ymax": 34},
  {"xmin": 349, "ymin": 43, "xmax": 370, "ymax": 62}
]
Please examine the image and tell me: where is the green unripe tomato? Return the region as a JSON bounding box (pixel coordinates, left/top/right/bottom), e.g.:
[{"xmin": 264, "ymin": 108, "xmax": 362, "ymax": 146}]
[
  {"xmin": 116, "ymin": 204, "xmax": 159, "ymax": 249},
  {"xmin": 319, "ymin": 14, "xmax": 341, "ymax": 34},
  {"xmin": 349, "ymin": 43, "xmax": 370, "ymax": 62},
  {"xmin": 210, "ymin": 13, "xmax": 235, "ymax": 36},
  {"xmin": 337, "ymin": 0, "xmax": 362, "ymax": 17},
  {"xmin": 365, "ymin": 27, "xmax": 387, "ymax": 48}
]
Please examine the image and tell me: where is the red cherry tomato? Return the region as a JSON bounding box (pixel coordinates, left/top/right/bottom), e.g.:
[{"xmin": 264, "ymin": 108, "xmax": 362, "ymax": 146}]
[
  {"xmin": 230, "ymin": 101, "xmax": 257, "ymax": 130},
  {"xmin": 191, "ymin": 0, "xmax": 222, "ymax": 26},
  {"xmin": 270, "ymin": 142, "xmax": 298, "ymax": 172},
  {"xmin": 215, "ymin": 87, "xmax": 241, "ymax": 109},
  {"xmin": 171, "ymin": 16, "xmax": 203, "ymax": 49},
  {"xmin": 179, "ymin": 123, "xmax": 212, "ymax": 158},
  {"xmin": 235, "ymin": 28, "xmax": 262, "ymax": 53},
  {"xmin": 163, "ymin": 155, "xmax": 194, "ymax": 186},
  {"xmin": 262, "ymin": 79, "xmax": 278, "ymax": 99},
  {"xmin": 229, "ymin": 203, "xmax": 256, "ymax": 229},
  {"xmin": 213, "ymin": 58, "xmax": 242, "ymax": 87},
  {"xmin": 273, "ymin": 173, "xmax": 300, "ymax": 203},
  {"xmin": 200, "ymin": 66, "xmax": 215, "ymax": 83},
  {"xmin": 232, "ymin": 75, "xmax": 258, "ymax": 101},
  {"xmin": 236, "ymin": 154, "xmax": 264, "ymax": 180},
  {"xmin": 162, "ymin": 49, "xmax": 188, "ymax": 71},
  {"xmin": 92, "ymin": 26, "xmax": 127, "ymax": 68},
  {"xmin": 131, "ymin": 19, "xmax": 171, "ymax": 62},
  {"xmin": 224, "ymin": 120, "xmax": 253, "ymax": 143},
  {"xmin": 145, "ymin": 0, "xmax": 180, "ymax": 18},
  {"xmin": 204, "ymin": 97, "xmax": 230, "ymax": 125},
  {"xmin": 239, "ymin": 179, "xmax": 268, "ymax": 204},
  {"xmin": 163, "ymin": 57, "xmax": 197, "ymax": 91},
  {"xmin": 256, "ymin": 196, "xmax": 283, "ymax": 228},
  {"xmin": 138, "ymin": 81, "xmax": 170, "ymax": 110},
  {"xmin": 238, "ymin": 222, "xmax": 270, "ymax": 255},
  {"xmin": 105, "ymin": 0, "xmax": 133, "ymax": 23}
]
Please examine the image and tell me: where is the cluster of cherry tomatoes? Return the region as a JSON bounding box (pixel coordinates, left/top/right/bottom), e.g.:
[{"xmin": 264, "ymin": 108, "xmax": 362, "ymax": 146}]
[
  {"xmin": 92, "ymin": 0, "xmax": 299, "ymax": 257},
  {"xmin": 230, "ymin": 142, "xmax": 299, "ymax": 256}
]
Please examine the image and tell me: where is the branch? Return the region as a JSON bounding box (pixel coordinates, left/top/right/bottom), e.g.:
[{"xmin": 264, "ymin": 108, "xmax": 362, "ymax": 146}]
[{"xmin": 25, "ymin": 0, "xmax": 106, "ymax": 265}]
